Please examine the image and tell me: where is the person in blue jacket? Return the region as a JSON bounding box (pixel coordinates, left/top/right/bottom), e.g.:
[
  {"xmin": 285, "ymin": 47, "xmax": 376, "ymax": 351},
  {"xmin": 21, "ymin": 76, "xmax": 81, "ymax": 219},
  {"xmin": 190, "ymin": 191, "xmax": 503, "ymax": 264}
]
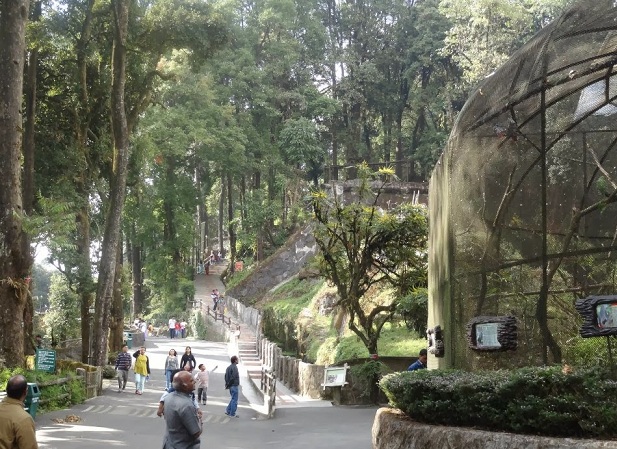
[{"xmin": 407, "ymin": 349, "xmax": 427, "ymax": 371}]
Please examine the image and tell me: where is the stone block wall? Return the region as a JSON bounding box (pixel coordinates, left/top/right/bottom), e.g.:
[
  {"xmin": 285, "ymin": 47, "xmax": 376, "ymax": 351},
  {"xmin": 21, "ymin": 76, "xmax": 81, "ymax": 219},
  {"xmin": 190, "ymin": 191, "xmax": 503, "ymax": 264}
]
[{"xmin": 372, "ymin": 408, "xmax": 617, "ymax": 449}]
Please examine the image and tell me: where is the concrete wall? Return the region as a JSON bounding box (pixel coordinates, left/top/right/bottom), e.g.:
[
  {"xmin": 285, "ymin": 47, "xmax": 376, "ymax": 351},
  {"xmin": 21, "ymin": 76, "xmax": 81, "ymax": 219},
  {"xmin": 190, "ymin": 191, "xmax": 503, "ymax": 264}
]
[{"xmin": 372, "ymin": 408, "xmax": 617, "ymax": 449}]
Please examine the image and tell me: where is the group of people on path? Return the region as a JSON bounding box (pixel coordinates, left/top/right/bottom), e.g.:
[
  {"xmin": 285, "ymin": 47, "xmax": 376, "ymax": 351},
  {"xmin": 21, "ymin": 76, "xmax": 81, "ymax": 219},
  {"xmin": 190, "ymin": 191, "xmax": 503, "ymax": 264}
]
[
  {"xmin": 197, "ymin": 250, "xmax": 223, "ymax": 275},
  {"xmin": 167, "ymin": 317, "xmax": 188, "ymax": 339},
  {"xmin": 114, "ymin": 345, "xmax": 151, "ymax": 394},
  {"xmin": 1, "ymin": 345, "xmax": 241, "ymax": 449},
  {"xmin": 211, "ymin": 288, "xmax": 224, "ymax": 311}
]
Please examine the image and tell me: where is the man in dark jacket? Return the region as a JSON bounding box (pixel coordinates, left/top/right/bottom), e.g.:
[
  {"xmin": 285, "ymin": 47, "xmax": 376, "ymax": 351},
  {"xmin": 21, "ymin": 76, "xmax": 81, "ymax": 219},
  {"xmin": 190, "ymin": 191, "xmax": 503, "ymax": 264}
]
[{"xmin": 224, "ymin": 355, "xmax": 240, "ymax": 417}]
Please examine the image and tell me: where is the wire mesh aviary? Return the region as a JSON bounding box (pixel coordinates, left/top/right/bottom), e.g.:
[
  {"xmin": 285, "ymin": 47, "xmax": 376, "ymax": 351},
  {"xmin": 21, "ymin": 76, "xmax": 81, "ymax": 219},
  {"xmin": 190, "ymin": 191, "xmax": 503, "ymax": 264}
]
[{"xmin": 429, "ymin": 0, "xmax": 617, "ymax": 371}]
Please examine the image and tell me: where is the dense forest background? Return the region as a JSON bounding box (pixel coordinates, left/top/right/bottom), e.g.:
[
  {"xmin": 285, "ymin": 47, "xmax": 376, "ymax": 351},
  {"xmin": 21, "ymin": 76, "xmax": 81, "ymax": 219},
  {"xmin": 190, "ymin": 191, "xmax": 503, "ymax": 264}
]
[{"xmin": 0, "ymin": 0, "xmax": 573, "ymax": 367}]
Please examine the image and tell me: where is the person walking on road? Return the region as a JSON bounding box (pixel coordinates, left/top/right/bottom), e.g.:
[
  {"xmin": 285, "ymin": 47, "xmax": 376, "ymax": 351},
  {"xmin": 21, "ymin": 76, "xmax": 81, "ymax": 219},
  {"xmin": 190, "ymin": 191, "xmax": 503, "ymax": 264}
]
[
  {"xmin": 0, "ymin": 374, "xmax": 38, "ymax": 449},
  {"xmin": 133, "ymin": 346, "xmax": 150, "ymax": 395},
  {"xmin": 180, "ymin": 346, "xmax": 196, "ymax": 372},
  {"xmin": 162, "ymin": 371, "xmax": 202, "ymax": 449},
  {"xmin": 165, "ymin": 349, "xmax": 179, "ymax": 391},
  {"xmin": 224, "ymin": 355, "xmax": 240, "ymax": 418},
  {"xmin": 115, "ymin": 345, "xmax": 132, "ymax": 392},
  {"xmin": 168, "ymin": 317, "xmax": 176, "ymax": 339}
]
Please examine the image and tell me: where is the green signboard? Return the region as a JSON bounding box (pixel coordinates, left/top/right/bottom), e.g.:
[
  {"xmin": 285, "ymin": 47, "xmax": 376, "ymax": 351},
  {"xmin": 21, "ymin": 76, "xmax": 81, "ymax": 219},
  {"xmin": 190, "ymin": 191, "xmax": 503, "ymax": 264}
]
[{"xmin": 35, "ymin": 349, "xmax": 56, "ymax": 373}]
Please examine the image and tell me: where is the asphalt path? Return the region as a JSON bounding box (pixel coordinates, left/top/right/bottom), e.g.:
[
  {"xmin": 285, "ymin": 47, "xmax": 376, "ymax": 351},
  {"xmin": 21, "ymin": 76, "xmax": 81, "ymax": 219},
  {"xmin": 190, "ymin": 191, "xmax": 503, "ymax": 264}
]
[{"xmin": 35, "ymin": 337, "xmax": 376, "ymax": 449}]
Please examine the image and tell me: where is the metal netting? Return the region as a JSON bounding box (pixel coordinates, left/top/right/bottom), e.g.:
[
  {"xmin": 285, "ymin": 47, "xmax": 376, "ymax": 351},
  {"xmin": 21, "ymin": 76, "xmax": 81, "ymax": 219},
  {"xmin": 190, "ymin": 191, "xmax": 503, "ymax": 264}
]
[{"xmin": 429, "ymin": 0, "xmax": 617, "ymax": 371}]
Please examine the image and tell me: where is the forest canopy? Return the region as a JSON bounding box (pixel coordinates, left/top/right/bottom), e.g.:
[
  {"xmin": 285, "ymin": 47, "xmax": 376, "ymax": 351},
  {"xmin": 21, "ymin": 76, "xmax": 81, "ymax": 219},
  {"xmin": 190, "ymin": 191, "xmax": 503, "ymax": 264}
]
[{"xmin": 0, "ymin": 0, "xmax": 572, "ymax": 367}]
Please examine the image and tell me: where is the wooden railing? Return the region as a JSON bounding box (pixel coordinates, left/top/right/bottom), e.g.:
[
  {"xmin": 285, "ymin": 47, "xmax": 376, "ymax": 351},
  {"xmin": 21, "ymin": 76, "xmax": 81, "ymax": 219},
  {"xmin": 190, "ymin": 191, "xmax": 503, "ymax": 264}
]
[
  {"xmin": 0, "ymin": 367, "xmax": 101, "ymax": 409},
  {"xmin": 206, "ymin": 306, "xmax": 239, "ymax": 331}
]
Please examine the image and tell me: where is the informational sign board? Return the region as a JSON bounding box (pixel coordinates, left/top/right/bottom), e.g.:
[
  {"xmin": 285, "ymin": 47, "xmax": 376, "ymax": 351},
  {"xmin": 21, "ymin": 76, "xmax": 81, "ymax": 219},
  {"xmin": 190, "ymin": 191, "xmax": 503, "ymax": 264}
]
[
  {"xmin": 476, "ymin": 323, "xmax": 501, "ymax": 349},
  {"xmin": 35, "ymin": 349, "xmax": 56, "ymax": 373},
  {"xmin": 322, "ymin": 365, "xmax": 349, "ymax": 389},
  {"xmin": 235, "ymin": 260, "xmax": 244, "ymax": 271},
  {"xmin": 466, "ymin": 316, "xmax": 518, "ymax": 351},
  {"xmin": 575, "ymin": 295, "xmax": 617, "ymax": 337}
]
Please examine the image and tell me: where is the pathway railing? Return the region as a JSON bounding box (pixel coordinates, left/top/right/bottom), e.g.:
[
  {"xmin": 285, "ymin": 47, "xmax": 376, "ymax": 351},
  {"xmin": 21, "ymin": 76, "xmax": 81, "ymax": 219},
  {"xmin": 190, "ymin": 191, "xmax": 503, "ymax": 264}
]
[
  {"xmin": 260, "ymin": 366, "xmax": 276, "ymax": 418},
  {"xmin": 206, "ymin": 306, "xmax": 240, "ymax": 332}
]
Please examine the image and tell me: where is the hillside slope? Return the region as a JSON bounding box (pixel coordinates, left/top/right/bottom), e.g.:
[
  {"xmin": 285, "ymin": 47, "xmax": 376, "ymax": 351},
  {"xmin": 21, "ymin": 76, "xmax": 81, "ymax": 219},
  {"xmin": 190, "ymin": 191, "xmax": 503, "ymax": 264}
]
[{"xmin": 227, "ymin": 224, "xmax": 317, "ymax": 304}]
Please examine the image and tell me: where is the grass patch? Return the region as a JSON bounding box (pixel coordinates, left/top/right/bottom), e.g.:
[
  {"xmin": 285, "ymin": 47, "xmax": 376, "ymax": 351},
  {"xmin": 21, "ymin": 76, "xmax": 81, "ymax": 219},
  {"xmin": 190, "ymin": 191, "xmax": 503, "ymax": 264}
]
[
  {"xmin": 257, "ymin": 276, "xmax": 426, "ymax": 366},
  {"xmin": 332, "ymin": 324, "xmax": 424, "ymax": 363},
  {"xmin": 224, "ymin": 257, "xmax": 255, "ymax": 290},
  {"xmin": 264, "ymin": 277, "xmax": 323, "ymax": 318}
]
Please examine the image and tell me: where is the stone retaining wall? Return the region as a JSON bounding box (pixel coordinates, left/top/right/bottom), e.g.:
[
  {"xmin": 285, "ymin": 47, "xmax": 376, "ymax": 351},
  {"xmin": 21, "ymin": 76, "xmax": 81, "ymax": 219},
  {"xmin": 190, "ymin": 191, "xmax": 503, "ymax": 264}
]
[
  {"xmin": 372, "ymin": 408, "xmax": 617, "ymax": 449},
  {"xmin": 225, "ymin": 294, "xmax": 325, "ymax": 399}
]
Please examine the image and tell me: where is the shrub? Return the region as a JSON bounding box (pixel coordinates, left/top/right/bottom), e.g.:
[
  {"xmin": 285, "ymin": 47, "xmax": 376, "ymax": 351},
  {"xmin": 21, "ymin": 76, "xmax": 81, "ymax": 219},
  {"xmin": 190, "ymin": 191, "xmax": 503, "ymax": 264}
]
[
  {"xmin": 190, "ymin": 311, "xmax": 207, "ymax": 340},
  {"xmin": 68, "ymin": 377, "xmax": 86, "ymax": 405},
  {"xmin": 102, "ymin": 365, "xmax": 116, "ymax": 379},
  {"xmin": 379, "ymin": 366, "xmax": 617, "ymax": 438}
]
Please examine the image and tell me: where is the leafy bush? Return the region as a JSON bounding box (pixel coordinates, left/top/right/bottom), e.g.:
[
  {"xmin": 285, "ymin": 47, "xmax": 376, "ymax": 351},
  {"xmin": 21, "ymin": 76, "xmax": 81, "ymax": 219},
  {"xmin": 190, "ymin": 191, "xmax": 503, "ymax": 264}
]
[
  {"xmin": 1, "ymin": 368, "xmax": 89, "ymax": 413},
  {"xmin": 190, "ymin": 311, "xmax": 207, "ymax": 340},
  {"xmin": 396, "ymin": 288, "xmax": 428, "ymax": 336},
  {"xmin": 379, "ymin": 366, "xmax": 617, "ymax": 438},
  {"xmin": 102, "ymin": 365, "xmax": 116, "ymax": 379},
  {"xmin": 68, "ymin": 377, "xmax": 86, "ymax": 405},
  {"xmin": 350, "ymin": 360, "xmax": 391, "ymax": 401}
]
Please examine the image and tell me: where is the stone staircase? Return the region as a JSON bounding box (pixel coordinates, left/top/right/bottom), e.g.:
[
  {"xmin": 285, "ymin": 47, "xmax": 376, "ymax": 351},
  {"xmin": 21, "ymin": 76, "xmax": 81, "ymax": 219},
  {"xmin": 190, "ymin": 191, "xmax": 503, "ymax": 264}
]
[
  {"xmin": 197, "ymin": 261, "xmax": 331, "ymax": 412},
  {"xmin": 236, "ymin": 326, "xmax": 263, "ymax": 393}
]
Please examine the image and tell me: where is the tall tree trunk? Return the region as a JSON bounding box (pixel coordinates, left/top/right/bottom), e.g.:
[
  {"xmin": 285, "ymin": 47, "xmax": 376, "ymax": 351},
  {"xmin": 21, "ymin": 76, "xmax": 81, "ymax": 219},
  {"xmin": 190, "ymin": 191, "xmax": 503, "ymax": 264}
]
[
  {"xmin": 23, "ymin": 0, "xmax": 40, "ymax": 215},
  {"xmin": 93, "ymin": 0, "xmax": 130, "ymax": 367},
  {"xmin": 22, "ymin": 0, "xmax": 42, "ymax": 355},
  {"xmin": 77, "ymin": 207, "xmax": 95, "ymax": 363},
  {"xmin": 327, "ymin": 0, "xmax": 340, "ymax": 181},
  {"xmin": 227, "ymin": 172, "xmax": 237, "ymax": 273},
  {"xmin": 196, "ymin": 168, "xmax": 206, "ymax": 260},
  {"xmin": 109, "ymin": 239, "xmax": 124, "ymax": 352},
  {"xmin": 218, "ymin": 181, "xmax": 225, "ymax": 254},
  {"xmin": 129, "ymin": 221, "xmax": 143, "ymax": 318},
  {"xmin": 0, "ymin": 0, "xmax": 31, "ymax": 368},
  {"xmin": 75, "ymin": 0, "xmax": 97, "ymax": 364}
]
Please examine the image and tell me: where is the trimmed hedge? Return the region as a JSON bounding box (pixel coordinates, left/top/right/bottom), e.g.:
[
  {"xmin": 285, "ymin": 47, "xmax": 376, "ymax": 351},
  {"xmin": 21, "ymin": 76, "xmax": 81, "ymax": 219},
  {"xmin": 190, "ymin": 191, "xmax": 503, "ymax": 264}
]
[{"xmin": 379, "ymin": 366, "xmax": 617, "ymax": 438}]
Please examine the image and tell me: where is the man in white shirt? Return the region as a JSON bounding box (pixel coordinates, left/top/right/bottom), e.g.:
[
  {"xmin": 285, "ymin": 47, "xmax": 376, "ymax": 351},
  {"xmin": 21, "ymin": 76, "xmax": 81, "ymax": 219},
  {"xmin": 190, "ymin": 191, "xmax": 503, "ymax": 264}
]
[{"xmin": 168, "ymin": 317, "xmax": 176, "ymax": 339}]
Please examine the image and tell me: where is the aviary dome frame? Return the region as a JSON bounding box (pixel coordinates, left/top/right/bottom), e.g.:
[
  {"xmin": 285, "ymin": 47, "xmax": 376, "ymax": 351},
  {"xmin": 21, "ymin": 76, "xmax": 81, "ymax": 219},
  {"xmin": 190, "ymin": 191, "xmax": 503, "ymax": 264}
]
[{"xmin": 428, "ymin": 0, "xmax": 617, "ymax": 370}]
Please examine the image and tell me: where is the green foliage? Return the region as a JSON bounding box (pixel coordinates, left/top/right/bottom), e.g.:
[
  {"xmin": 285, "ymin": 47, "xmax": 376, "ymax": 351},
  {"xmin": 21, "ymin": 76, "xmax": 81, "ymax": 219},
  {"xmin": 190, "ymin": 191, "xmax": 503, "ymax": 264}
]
[
  {"xmin": 43, "ymin": 274, "xmax": 80, "ymax": 342},
  {"xmin": 223, "ymin": 257, "xmax": 255, "ymax": 292},
  {"xmin": 335, "ymin": 337, "xmax": 370, "ymax": 361},
  {"xmin": 0, "ymin": 368, "xmax": 87, "ymax": 412},
  {"xmin": 189, "ymin": 310, "xmax": 207, "ymax": 340},
  {"xmin": 440, "ymin": 0, "xmax": 571, "ymax": 88},
  {"xmin": 350, "ymin": 360, "xmax": 389, "ymax": 381},
  {"xmin": 562, "ymin": 336, "xmax": 612, "ymax": 368},
  {"xmin": 279, "ymin": 117, "xmax": 326, "ymax": 182},
  {"xmin": 263, "ymin": 278, "xmax": 317, "ymax": 318},
  {"xmin": 397, "ymin": 288, "xmax": 428, "ymax": 335},
  {"xmin": 349, "ymin": 360, "xmax": 391, "ymax": 401},
  {"xmin": 380, "ymin": 366, "xmax": 617, "ymax": 438},
  {"xmin": 311, "ymin": 163, "xmax": 428, "ymax": 355},
  {"xmin": 102, "ymin": 365, "xmax": 116, "ymax": 379},
  {"xmin": 261, "ymin": 278, "xmax": 321, "ymax": 352},
  {"xmin": 67, "ymin": 378, "xmax": 86, "ymax": 405}
]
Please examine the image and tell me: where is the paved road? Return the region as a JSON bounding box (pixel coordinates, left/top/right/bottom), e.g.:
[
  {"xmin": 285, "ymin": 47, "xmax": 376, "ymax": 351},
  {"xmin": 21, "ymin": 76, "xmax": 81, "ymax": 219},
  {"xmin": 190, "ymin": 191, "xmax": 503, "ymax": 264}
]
[{"xmin": 35, "ymin": 338, "xmax": 376, "ymax": 449}]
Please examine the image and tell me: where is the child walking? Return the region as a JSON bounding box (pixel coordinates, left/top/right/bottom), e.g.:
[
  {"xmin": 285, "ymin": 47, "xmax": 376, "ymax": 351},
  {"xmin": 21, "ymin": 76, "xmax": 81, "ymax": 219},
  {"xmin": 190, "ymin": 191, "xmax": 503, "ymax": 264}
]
[{"xmin": 194, "ymin": 364, "xmax": 210, "ymax": 405}]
